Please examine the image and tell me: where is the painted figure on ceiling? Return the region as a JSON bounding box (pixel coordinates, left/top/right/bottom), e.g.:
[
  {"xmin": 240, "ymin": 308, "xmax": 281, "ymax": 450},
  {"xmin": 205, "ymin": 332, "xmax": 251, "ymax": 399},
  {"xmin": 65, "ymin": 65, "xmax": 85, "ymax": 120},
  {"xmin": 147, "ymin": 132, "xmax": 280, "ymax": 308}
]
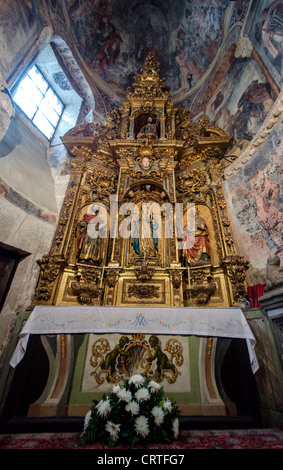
[
  {"xmin": 94, "ymin": 23, "xmax": 122, "ymax": 78},
  {"xmin": 231, "ymin": 79, "xmax": 273, "ymax": 142},
  {"xmin": 68, "ymin": 0, "xmax": 122, "ymax": 77},
  {"xmin": 68, "ymin": 0, "xmax": 110, "ymax": 22},
  {"xmin": 137, "ymin": 21, "xmax": 162, "ymax": 65},
  {"xmin": 174, "ymin": 29, "xmax": 201, "ymax": 89},
  {"xmin": 260, "ymin": 0, "xmax": 283, "ymax": 66}
]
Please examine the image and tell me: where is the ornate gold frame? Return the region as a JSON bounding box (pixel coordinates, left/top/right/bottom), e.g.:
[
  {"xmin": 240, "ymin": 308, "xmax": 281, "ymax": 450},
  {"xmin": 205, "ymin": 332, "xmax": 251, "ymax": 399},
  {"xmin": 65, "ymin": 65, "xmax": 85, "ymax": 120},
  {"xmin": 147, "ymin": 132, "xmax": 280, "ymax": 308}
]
[{"xmin": 34, "ymin": 54, "xmax": 248, "ymax": 309}]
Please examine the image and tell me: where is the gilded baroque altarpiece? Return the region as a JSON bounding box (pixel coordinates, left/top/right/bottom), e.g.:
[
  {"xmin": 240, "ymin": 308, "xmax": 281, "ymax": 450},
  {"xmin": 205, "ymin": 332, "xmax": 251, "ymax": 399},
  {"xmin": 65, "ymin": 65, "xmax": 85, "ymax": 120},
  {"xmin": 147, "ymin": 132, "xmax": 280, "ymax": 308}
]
[{"xmin": 29, "ymin": 55, "xmax": 248, "ymax": 418}]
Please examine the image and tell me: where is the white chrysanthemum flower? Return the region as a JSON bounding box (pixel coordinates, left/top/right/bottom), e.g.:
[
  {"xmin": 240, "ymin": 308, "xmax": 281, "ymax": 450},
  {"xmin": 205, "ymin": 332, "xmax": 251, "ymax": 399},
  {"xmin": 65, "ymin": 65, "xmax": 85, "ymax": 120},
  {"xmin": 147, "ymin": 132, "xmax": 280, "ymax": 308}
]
[
  {"xmin": 83, "ymin": 409, "xmax": 92, "ymax": 431},
  {"xmin": 125, "ymin": 400, "xmax": 140, "ymax": 416},
  {"xmin": 163, "ymin": 398, "xmax": 173, "ymax": 412},
  {"xmin": 148, "ymin": 380, "xmax": 161, "ymax": 393},
  {"xmin": 152, "ymin": 406, "xmax": 164, "ymax": 426},
  {"xmin": 117, "ymin": 388, "xmax": 132, "ymax": 403},
  {"xmin": 135, "ymin": 387, "xmax": 150, "ymax": 402},
  {"xmin": 128, "ymin": 374, "xmax": 146, "ymax": 388},
  {"xmin": 112, "ymin": 384, "xmax": 120, "ymax": 394},
  {"xmin": 134, "ymin": 415, "xmax": 150, "ymax": 438},
  {"xmin": 105, "ymin": 421, "xmax": 120, "ymax": 441},
  {"xmin": 172, "ymin": 417, "xmax": 179, "ymax": 439},
  {"xmin": 96, "ymin": 398, "xmax": 111, "ymax": 418}
]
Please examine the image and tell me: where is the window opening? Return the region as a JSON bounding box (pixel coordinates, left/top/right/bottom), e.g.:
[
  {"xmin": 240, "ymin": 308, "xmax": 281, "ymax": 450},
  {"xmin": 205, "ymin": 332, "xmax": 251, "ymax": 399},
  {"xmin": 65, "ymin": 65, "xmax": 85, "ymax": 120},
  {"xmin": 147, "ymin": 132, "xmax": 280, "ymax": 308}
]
[{"xmin": 13, "ymin": 65, "xmax": 64, "ymax": 140}]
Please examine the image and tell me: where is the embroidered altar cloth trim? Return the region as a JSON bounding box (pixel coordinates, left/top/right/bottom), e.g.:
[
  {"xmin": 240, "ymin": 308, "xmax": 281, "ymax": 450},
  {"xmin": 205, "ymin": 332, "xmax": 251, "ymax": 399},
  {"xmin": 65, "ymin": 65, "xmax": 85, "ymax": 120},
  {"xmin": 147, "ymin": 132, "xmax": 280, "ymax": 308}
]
[{"xmin": 9, "ymin": 305, "xmax": 258, "ymax": 373}]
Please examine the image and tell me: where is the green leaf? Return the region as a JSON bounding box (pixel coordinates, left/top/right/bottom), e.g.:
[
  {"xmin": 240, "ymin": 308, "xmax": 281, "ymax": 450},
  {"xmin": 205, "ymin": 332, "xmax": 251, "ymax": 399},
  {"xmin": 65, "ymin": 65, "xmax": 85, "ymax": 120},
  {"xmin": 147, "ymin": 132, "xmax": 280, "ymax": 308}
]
[{"xmin": 130, "ymin": 435, "xmax": 139, "ymax": 447}]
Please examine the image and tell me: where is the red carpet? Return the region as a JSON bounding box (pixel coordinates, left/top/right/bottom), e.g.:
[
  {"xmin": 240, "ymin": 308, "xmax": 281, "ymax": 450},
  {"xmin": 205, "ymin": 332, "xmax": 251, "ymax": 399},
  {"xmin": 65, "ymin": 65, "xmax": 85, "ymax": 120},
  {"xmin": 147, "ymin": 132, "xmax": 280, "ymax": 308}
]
[{"xmin": 0, "ymin": 428, "xmax": 283, "ymax": 449}]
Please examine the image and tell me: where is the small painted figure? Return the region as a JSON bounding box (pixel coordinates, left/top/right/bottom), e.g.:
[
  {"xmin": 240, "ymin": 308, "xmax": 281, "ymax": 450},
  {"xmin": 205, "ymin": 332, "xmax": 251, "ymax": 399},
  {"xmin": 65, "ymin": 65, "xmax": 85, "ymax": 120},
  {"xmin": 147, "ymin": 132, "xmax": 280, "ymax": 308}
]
[
  {"xmin": 101, "ymin": 336, "xmax": 130, "ymax": 376},
  {"xmin": 147, "ymin": 335, "xmax": 176, "ymax": 376}
]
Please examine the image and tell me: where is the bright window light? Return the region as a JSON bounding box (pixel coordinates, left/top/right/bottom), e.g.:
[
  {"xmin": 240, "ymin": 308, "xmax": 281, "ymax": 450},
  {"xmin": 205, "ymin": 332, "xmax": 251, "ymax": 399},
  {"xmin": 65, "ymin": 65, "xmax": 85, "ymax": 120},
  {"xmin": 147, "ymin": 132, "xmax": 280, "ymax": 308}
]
[{"xmin": 13, "ymin": 65, "xmax": 64, "ymax": 140}]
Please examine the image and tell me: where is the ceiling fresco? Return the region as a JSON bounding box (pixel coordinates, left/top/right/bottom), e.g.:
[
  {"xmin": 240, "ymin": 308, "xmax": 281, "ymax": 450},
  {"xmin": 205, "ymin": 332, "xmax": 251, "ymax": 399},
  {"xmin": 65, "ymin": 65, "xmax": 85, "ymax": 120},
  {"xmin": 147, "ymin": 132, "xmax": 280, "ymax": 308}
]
[{"xmin": 65, "ymin": 0, "xmax": 232, "ymax": 99}]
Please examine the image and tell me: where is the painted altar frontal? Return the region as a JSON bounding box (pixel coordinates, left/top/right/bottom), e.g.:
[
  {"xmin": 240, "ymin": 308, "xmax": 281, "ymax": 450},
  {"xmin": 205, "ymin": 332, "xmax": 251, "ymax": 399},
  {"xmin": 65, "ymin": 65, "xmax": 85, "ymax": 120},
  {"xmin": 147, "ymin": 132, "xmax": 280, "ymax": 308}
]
[{"xmin": 10, "ymin": 306, "xmax": 258, "ymax": 418}]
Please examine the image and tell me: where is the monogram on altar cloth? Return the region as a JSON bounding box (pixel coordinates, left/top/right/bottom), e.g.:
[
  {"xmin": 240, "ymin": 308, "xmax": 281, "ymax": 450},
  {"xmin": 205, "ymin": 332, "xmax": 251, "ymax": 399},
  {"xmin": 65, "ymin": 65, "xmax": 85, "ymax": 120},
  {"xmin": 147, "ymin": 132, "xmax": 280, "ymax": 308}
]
[{"xmin": 10, "ymin": 305, "xmax": 258, "ymax": 373}]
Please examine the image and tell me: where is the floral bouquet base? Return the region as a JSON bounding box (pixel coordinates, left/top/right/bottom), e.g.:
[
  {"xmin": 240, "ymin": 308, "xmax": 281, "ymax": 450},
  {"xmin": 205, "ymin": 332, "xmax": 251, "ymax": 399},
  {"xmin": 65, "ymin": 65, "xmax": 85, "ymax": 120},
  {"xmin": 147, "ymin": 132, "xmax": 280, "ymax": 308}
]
[{"xmin": 80, "ymin": 374, "xmax": 180, "ymax": 448}]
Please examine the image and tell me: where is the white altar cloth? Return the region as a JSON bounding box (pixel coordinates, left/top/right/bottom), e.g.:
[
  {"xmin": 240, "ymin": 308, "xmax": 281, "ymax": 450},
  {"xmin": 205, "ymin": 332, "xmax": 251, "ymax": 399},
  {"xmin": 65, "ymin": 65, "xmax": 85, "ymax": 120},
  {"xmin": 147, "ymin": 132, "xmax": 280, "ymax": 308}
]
[{"xmin": 10, "ymin": 305, "xmax": 259, "ymax": 373}]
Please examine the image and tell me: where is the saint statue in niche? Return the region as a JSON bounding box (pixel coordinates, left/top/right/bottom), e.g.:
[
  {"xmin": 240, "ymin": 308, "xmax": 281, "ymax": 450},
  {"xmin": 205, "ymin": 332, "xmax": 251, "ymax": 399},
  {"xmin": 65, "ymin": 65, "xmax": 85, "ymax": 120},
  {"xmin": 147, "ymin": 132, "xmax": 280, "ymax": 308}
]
[
  {"xmin": 182, "ymin": 206, "xmax": 211, "ymax": 265},
  {"xmin": 131, "ymin": 205, "xmax": 159, "ymax": 258},
  {"xmin": 77, "ymin": 204, "xmax": 107, "ymax": 264},
  {"xmin": 137, "ymin": 116, "xmax": 158, "ymax": 139}
]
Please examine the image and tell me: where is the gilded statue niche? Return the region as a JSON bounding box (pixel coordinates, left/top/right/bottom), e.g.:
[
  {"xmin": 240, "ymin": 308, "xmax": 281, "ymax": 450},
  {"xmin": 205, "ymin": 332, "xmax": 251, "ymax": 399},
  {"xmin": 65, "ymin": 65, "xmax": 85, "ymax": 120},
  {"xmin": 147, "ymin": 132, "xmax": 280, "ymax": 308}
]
[
  {"xmin": 62, "ymin": 201, "xmax": 110, "ymax": 305},
  {"xmin": 120, "ymin": 177, "xmax": 172, "ymax": 269},
  {"xmin": 135, "ymin": 113, "xmax": 160, "ymax": 140},
  {"xmin": 121, "ymin": 199, "xmax": 166, "ymax": 268},
  {"xmin": 179, "ymin": 204, "xmax": 221, "ymax": 306},
  {"xmin": 180, "ymin": 204, "xmax": 219, "ymax": 267},
  {"xmin": 75, "ymin": 202, "xmax": 109, "ymax": 267}
]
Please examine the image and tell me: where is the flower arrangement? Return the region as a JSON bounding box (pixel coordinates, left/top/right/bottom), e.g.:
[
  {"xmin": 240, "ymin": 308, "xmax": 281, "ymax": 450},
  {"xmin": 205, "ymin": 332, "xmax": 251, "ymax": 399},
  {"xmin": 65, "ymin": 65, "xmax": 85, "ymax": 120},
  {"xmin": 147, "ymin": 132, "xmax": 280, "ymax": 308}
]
[{"xmin": 80, "ymin": 374, "xmax": 180, "ymax": 448}]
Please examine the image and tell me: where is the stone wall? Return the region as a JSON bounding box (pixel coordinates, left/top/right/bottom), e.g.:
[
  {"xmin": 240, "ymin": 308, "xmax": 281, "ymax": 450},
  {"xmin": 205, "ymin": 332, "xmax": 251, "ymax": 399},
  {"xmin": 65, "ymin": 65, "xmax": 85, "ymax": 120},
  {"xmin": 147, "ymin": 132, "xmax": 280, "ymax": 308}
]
[
  {"xmin": 0, "ymin": 109, "xmax": 59, "ymax": 366},
  {"xmin": 0, "ymin": 196, "xmax": 56, "ymax": 368}
]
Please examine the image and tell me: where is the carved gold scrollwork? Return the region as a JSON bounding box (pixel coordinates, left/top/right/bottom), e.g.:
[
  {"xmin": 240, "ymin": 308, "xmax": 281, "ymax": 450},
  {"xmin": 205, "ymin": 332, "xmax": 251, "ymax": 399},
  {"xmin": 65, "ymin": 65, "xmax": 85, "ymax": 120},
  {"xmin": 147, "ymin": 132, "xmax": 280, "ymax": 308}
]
[
  {"xmin": 127, "ymin": 54, "xmax": 170, "ymax": 102},
  {"xmin": 105, "ymin": 269, "xmax": 121, "ymax": 287},
  {"xmin": 86, "ymin": 169, "xmax": 117, "ymax": 197},
  {"xmin": 134, "ymin": 265, "xmax": 155, "ymax": 282},
  {"xmin": 186, "ymin": 276, "xmax": 216, "ymax": 305},
  {"xmin": 177, "ymin": 167, "xmax": 207, "ymax": 198},
  {"xmin": 222, "ymin": 256, "xmax": 249, "ymax": 303},
  {"xmin": 70, "ymin": 268, "xmax": 103, "ymax": 304},
  {"xmin": 169, "ymin": 269, "xmax": 182, "ymax": 289},
  {"xmin": 34, "ymin": 255, "xmax": 66, "ymax": 302},
  {"xmin": 128, "ymin": 284, "xmax": 160, "ymax": 299}
]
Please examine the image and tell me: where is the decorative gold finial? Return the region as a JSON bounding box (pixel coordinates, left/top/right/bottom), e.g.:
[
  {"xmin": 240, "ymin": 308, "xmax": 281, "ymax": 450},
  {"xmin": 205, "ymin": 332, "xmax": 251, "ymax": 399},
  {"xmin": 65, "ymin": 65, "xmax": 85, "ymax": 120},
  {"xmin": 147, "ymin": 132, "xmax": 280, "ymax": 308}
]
[{"xmin": 126, "ymin": 53, "xmax": 169, "ymax": 101}]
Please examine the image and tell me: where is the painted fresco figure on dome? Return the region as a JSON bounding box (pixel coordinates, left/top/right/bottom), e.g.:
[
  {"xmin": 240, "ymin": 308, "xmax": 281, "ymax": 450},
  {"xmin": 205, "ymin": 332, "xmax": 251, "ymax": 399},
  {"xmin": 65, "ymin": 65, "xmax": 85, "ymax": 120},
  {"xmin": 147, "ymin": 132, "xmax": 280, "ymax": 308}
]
[
  {"xmin": 94, "ymin": 23, "xmax": 122, "ymax": 78},
  {"xmin": 174, "ymin": 29, "xmax": 202, "ymax": 89},
  {"xmin": 136, "ymin": 20, "xmax": 162, "ymax": 65},
  {"xmin": 259, "ymin": 0, "xmax": 283, "ymax": 67}
]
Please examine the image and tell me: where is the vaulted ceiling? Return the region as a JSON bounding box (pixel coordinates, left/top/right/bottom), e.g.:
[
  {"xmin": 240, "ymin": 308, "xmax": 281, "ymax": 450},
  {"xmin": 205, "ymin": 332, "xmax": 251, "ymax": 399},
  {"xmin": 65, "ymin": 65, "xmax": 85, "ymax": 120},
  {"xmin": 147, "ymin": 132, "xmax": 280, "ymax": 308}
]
[
  {"xmin": 66, "ymin": 0, "xmax": 229, "ymax": 92},
  {"xmin": 46, "ymin": 0, "xmax": 244, "ymax": 118}
]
